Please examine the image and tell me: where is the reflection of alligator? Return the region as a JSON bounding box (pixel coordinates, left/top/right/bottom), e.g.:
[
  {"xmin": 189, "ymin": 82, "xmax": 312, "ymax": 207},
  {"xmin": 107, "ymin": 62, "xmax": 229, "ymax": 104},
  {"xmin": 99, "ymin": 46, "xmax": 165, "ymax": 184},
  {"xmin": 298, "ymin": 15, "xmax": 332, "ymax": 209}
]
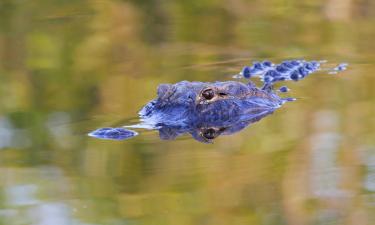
[{"xmin": 89, "ymin": 59, "xmax": 347, "ymax": 143}]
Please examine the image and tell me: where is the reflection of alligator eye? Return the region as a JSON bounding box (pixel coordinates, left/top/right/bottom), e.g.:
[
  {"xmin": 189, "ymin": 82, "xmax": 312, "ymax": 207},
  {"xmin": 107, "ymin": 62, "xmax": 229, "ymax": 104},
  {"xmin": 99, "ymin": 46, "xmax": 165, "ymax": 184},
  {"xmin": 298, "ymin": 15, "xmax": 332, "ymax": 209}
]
[
  {"xmin": 201, "ymin": 89, "xmax": 215, "ymax": 100},
  {"xmin": 202, "ymin": 128, "xmax": 217, "ymax": 140}
]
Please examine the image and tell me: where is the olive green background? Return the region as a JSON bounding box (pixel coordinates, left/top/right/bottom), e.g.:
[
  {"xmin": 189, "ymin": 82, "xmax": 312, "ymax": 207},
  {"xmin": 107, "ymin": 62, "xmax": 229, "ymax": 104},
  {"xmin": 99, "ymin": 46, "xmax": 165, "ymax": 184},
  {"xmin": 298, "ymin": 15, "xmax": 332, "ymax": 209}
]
[{"xmin": 0, "ymin": 0, "xmax": 374, "ymax": 224}]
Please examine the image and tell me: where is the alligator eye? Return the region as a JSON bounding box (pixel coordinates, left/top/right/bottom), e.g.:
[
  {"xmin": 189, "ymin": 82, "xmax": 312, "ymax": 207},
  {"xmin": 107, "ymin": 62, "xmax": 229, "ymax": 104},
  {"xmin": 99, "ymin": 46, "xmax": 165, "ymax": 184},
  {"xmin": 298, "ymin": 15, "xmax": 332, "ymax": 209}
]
[
  {"xmin": 202, "ymin": 128, "xmax": 217, "ymax": 140},
  {"xmin": 201, "ymin": 88, "xmax": 215, "ymax": 100}
]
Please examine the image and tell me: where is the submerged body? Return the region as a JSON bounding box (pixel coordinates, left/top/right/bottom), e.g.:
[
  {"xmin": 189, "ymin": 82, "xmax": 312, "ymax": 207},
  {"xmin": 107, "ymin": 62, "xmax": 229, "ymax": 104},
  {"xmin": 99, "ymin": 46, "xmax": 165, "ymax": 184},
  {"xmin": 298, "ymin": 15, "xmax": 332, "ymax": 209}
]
[{"xmin": 89, "ymin": 59, "xmax": 347, "ymax": 143}]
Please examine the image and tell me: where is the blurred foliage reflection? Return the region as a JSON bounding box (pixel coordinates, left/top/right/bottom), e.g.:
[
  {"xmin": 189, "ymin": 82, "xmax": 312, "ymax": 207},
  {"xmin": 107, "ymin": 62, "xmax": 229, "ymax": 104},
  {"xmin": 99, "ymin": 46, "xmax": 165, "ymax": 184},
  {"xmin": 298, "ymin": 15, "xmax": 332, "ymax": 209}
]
[{"xmin": 0, "ymin": 0, "xmax": 375, "ymax": 224}]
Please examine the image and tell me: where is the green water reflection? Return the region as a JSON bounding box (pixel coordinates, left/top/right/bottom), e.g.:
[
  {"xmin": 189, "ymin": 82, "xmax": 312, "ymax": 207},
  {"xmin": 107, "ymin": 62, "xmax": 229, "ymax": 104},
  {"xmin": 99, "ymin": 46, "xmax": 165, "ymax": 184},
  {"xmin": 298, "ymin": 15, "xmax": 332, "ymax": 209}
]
[{"xmin": 0, "ymin": 0, "xmax": 375, "ymax": 224}]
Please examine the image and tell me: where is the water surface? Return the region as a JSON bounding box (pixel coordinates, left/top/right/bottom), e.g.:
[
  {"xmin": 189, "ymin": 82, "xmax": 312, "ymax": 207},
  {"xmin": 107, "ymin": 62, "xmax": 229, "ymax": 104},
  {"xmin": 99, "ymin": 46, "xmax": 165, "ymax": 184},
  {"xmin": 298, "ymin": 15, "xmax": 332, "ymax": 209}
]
[{"xmin": 0, "ymin": 1, "xmax": 375, "ymax": 224}]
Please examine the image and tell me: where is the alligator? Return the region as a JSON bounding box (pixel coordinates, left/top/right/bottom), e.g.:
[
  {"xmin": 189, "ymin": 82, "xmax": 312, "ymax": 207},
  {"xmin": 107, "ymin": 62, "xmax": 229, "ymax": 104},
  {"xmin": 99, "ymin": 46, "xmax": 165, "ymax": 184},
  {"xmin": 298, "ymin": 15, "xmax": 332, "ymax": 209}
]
[{"xmin": 88, "ymin": 59, "xmax": 347, "ymax": 143}]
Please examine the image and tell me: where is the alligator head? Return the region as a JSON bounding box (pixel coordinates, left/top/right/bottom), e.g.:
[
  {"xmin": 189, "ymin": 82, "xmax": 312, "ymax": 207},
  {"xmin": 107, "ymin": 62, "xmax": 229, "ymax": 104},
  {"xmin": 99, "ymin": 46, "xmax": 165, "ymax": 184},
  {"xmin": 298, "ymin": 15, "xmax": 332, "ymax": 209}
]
[{"xmin": 138, "ymin": 80, "xmax": 284, "ymax": 142}]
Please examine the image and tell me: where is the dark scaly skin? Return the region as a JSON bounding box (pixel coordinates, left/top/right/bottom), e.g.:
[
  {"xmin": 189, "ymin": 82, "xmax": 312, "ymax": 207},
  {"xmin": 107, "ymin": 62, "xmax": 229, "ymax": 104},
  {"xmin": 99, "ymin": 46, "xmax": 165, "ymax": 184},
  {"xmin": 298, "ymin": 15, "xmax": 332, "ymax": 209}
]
[{"xmin": 139, "ymin": 80, "xmax": 283, "ymax": 143}]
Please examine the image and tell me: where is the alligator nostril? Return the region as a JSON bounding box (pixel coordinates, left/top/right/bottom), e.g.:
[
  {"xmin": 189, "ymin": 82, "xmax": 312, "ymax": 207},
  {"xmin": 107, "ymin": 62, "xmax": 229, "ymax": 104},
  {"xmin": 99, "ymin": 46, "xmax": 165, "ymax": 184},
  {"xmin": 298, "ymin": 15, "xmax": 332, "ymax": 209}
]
[
  {"xmin": 157, "ymin": 84, "xmax": 173, "ymax": 99},
  {"xmin": 201, "ymin": 89, "xmax": 215, "ymax": 100}
]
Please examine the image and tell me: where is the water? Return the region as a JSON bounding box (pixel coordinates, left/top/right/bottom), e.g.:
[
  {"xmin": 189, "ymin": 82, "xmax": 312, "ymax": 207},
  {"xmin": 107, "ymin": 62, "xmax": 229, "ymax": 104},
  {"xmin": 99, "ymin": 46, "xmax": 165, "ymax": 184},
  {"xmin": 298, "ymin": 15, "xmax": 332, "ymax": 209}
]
[{"xmin": 0, "ymin": 1, "xmax": 375, "ymax": 225}]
